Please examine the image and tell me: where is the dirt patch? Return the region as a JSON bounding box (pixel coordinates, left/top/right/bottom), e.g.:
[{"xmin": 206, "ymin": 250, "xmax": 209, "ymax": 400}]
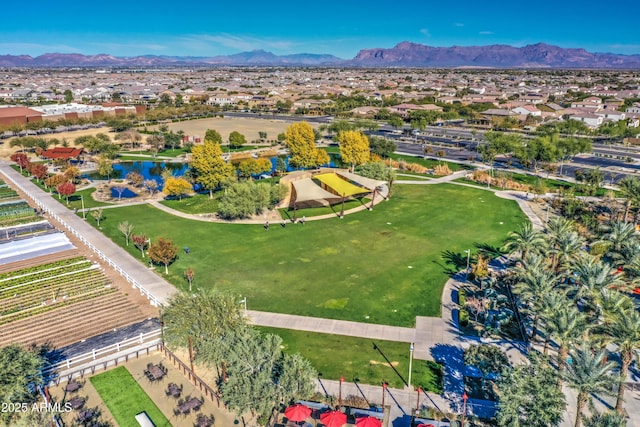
[
  {"xmin": 369, "ymin": 360, "xmax": 399, "ymax": 367},
  {"xmin": 153, "ymin": 116, "xmax": 318, "ymax": 142}
]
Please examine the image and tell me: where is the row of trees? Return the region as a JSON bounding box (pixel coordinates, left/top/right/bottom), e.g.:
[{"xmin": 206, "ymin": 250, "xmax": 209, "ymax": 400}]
[
  {"xmin": 163, "ymin": 290, "xmax": 316, "ymax": 422},
  {"xmin": 495, "ymin": 216, "xmax": 640, "ymax": 426},
  {"xmin": 478, "ymin": 131, "xmax": 592, "ymax": 173}
]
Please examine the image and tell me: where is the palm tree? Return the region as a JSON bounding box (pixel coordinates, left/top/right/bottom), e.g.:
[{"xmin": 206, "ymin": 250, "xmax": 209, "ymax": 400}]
[
  {"xmin": 599, "ymin": 221, "xmax": 638, "ymax": 266},
  {"xmin": 564, "ymin": 344, "xmax": 616, "ymax": 427},
  {"xmin": 598, "ymin": 304, "xmax": 640, "ymax": 413},
  {"xmin": 545, "ymin": 303, "xmax": 588, "ymax": 389},
  {"xmin": 540, "ymin": 289, "xmax": 573, "ymax": 354},
  {"xmin": 550, "ymin": 229, "xmax": 585, "ymax": 276},
  {"xmin": 618, "ymin": 175, "xmax": 640, "ymax": 223},
  {"xmin": 514, "ymin": 256, "xmax": 560, "ymax": 341},
  {"xmin": 502, "ymin": 222, "xmax": 547, "ymax": 261},
  {"xmin": 572, "ymin": 254, "xmax": 626, "ymax": 312},
  {"xmin": 547, "ymin": 216, "xmax": 576, "ymax": 241}
]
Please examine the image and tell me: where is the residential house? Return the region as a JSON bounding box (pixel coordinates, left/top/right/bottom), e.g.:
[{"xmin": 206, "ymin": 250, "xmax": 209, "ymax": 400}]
[
  {"xmin": 388, "ymin": 103, "xmax": 442, "ymax": 118},
  {"xmin": 512, "ymin": 104, "xmax": 542, "ymax": 116},
  {"xmin": 571, "ymin": 96, "xmax": 603, "ymax": 109},
  {"xmin": 568, "ymin": 112, "xmax": 603, "ymax": 128}
]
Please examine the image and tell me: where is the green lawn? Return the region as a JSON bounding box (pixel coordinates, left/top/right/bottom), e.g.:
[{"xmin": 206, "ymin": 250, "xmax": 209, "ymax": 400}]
[
  {"xmin": 66, "ymin": 188, "xmax": 113, "ymax": 210},
  {"xmin": 389, "ymin": 153, "xmax": 470, "ymax": 172},
  {"xmin": 90, "ymin": 366, "xmax": 171, "ymax": 427},
  {"xmin": 88, "ymin": 183, "xmax": 526, "ymax": 326},
  {"xmin": 259, "ymin": 327, "xmax": 443, "ymax": 392},
  {"xmin": 160, "ymin": 193, "xmax": 219, "ymax": 214}
]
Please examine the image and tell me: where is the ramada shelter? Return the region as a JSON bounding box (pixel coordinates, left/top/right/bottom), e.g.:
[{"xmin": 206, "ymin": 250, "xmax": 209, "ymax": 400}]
[
  {"xmin": 40, "ymin": 147, "xmax": 85, "ymax": 164},
  {"xmin": 283, "ymin": 169, "xmax": 388, "ymax": 219}
]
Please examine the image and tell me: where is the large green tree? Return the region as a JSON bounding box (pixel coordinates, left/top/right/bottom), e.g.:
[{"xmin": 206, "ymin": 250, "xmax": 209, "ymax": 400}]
[
  {"xmin": 163, "ymin": 289, "xmax": 247, "ymax": 359},
  {"xmin": 0, "ymin": 345, "xmax": 44, "ymax": 425},
  {"xmin": 228, "ymin": 131, "xmax": 246, "ymax": 149},
  {"xmin": 497, "ymin": 352, "xmax": 566, "ymax": 427}
]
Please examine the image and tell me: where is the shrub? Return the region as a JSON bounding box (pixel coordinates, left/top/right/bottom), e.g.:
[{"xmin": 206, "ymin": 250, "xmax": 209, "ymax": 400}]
[
  {"xmin": 459, "ymin": 309, "xmax": 469, "ymax": 327},
  {"xmin": 458, "ymin": 289, "xmax": 466, "ymax": 306},
  {"xmin": 433, "ymin": 164, "xmax": 452, "ymax": 176}
]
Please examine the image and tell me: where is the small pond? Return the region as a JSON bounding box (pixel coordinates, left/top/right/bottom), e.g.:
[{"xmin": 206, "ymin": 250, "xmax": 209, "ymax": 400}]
[{"xmin": 110, "ymin": 187, "xmax": 138, "ymax": 199}]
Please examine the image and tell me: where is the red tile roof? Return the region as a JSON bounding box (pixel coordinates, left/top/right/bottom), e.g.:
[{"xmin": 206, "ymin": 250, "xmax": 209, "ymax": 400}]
[
  {"xmin": 0, "ymin": 107, "xmax": 43, "ymax": 118},
  {"xmin": 41, "ymin": 147, "xmax": 84, "ymax": 159}
]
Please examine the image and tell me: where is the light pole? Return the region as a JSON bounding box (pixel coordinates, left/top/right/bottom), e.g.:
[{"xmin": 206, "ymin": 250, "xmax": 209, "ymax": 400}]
[
  {"xmin": 80, "ymin": 195, "xmax": 86, "ymax": 219},
  {"xmin": 408, "ymin": 343, "xmax": 414, "ymax": 388},
  {"xmin": 464, "ymin": 249, "xmax": 471, "ymax": 280},
  {"xmin": 239, "ymin": 297, "xmax": 247, "ymax": 316}
]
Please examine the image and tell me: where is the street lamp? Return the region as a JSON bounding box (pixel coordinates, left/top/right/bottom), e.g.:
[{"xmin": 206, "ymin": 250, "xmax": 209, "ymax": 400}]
[
  {"xmin": 464, "ymin": 249, "xmax": 471, "ymax": 280},
  {"xmin": 239, "ymin": 297, "xmax": 247, "ymax": 316},
  {"xmin": 408, "ymin": 343, "xmax": 414, "ymax": 388},
  {"xmin": 80, "ymin": 195, "xmax": 86, "ymax": 219}
]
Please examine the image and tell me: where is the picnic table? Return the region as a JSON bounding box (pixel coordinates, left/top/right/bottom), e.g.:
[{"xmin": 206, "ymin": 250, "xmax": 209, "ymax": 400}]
[
  {"xmin": 166, "ymin": 383, "xmax": 182, "ymax": 398},
  {"xmin": 196, "ymin": 413, "xmax": 214, "ymax": 427},
  {"xmin": 177, "ymin": 397, "xmax": 203, "ymax": 414},
  {"xmin": 76, "ymin": 409, "xmax": 95, "ymax": 423},
  {"xmin": 146, "ymin": 363, "xmax": 166, "ymax": 381},
  {"xmin": 65, "ymin": 381, "xmax": 81, "ymax": 393},
  {"xmin": 68, "ymin": 396, "xmax": 85, "ymax": 410}
]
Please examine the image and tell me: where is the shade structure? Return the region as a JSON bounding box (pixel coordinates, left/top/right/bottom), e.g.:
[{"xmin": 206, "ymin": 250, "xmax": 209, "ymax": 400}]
[
  {"xmin": 355, "ymin": 416, "xmax": 383, "ymax": 427},
  {"xmin": 315, "ymin": 173, "xmax": 369, "ymax": 197},
  {"xmin": 320, "ymin": 410, "xmax": 347, "ymax": 427},
  {"xmin": 283, "ymin": 404, "xmax": 311, "ymax": 422}
]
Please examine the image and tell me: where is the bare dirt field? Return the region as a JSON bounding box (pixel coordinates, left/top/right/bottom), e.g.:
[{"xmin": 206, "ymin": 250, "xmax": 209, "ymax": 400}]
[
  {"xmin": 152, "ymin": 116, "xmax": 318, "ymax": 142},
  {"xmin": 0, "ymin": 117, "xmax": 318, "ymax": 160}
]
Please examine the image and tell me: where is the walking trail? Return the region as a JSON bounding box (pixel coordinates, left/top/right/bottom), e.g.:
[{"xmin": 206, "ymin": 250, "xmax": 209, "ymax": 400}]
[{"xmin": 5, "ymin": 161, "xmax": 631, "ymax": 426}]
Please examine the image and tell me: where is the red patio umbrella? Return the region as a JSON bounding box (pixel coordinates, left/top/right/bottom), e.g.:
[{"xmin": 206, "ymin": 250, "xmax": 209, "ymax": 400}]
[
  {"xmin": 283, "ymin": 404, "xmax": 311, "ymax": 422},
  {"xmin": 320, "ymin": 410, "xmax": 347, "ymax": 427},
  {"xmin": 355, "ymin": 416, "xmax": 382, "ymax": 427},
  {"xmin": 416, "ymin": 424, "xmax": 435, "ymax": 427}
]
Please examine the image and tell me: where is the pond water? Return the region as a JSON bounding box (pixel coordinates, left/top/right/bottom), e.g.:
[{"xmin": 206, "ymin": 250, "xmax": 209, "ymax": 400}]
[
  {"xmin": 87, "ymin": 154, "xmax": 342, "ymax": 189},
  {"xmin": 86, "ymin": 161, "xmax": 189, "ymax": 190},
  {"xmin": 110, "ymin": 187, "xmax": 138, "ymax": 199}
]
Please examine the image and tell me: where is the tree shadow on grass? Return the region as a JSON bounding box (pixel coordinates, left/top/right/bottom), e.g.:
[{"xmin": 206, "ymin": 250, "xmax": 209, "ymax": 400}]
[
  {"xmin": 440, "ymin": 250, "xmax": 468, "ymax": 275},
  {"xmin": 473, "ymin": 242, "xmax": 504, "ymax": 259}
]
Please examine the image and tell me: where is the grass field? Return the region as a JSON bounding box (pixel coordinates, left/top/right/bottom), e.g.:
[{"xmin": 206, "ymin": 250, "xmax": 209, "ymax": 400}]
[
  {"xmin": 88, "ymin": 183, "xmax": 526, "ymax": 326},
  {"xmin": 259, "ymin": 327, "xmax": 443, "ymax": 392},
  {"xmin": 90, "ymin": 366, "xmax": 171, "ymax": 427}
]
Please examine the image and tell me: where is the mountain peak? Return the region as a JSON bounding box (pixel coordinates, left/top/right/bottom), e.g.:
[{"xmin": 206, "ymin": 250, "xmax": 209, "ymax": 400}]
[
  {"xmin": 0, "ymin": 42, "xmax": 638, "ymax": 68},
  {"xmin": 350, "ymin": 42, "xmax": 640, "ymax": 68}
]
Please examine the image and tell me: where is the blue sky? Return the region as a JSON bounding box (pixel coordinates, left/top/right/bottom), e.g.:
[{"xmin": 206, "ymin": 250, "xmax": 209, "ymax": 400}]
[{"xmin": 2, "ymin": 0, "xmax": 639, "ymax": 58}]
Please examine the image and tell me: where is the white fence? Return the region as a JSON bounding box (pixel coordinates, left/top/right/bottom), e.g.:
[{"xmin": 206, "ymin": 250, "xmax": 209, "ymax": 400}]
[
  {"xmin": 0, "ymin": 169, "xmax": 163, "ymax": 307},
  {"xmin": 44, "ymin": 329, "xmax": 162, "ymax": 384}
]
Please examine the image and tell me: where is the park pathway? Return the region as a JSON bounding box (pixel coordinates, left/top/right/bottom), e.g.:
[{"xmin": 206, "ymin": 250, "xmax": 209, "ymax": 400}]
[{"xmin": 7, "ymin": 159, "xmax": 634, "ymax": 424}]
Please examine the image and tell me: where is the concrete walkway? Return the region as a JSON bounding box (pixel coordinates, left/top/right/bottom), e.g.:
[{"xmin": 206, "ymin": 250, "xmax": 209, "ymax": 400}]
[
  {"xmin": 248, "ymin": 311, "xmax": 415, "ymax": 343},
  {"xmin": 7, "ymin": 160, "xmax": 637, "ymax": 424}
]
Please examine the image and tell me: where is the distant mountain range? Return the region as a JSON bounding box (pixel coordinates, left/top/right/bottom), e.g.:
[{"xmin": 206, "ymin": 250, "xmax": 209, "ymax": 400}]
[{"xmin": 1, "ymin": 42, "xmax": 639, "ymax": 69}]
